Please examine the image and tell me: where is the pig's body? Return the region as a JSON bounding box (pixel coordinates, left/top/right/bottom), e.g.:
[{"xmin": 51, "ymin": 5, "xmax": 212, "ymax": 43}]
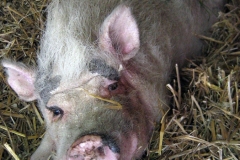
[{"xmin": 2, "ymin": 0, "xmax": 225, "ymax": 159}]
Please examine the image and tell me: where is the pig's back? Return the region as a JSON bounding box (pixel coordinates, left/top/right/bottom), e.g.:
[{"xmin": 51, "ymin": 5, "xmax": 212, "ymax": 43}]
[{"xmin": 38, "ymin": 0, "xmax": 224, "ymax": 82}]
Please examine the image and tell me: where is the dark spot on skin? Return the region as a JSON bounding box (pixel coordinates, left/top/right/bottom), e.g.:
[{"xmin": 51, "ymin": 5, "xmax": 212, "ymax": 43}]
[
  {"xmin": 88, "ymin": 59, "xmax": 119, "ymax": 81},
  {"xmin": 40, "ymin": 75, "xmax": 61, "ymax": 104}
]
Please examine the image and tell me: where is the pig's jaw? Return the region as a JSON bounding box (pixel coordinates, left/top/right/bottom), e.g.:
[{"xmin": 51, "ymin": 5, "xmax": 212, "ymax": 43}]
[{"xmin": 66, "ymin": 134, "xmax": 138, "ymax": 160}]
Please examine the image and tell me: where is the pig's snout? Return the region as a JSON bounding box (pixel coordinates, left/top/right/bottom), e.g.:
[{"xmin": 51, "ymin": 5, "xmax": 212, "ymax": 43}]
[{"xmin": 67, "ymin": 135, "xmax": 120, "ymax": 160}]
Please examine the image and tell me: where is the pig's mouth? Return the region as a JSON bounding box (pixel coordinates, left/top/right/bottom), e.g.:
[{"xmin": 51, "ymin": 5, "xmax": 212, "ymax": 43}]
[{"xmin": 67, "ymin": 134, "xmax": 120, "ymax": 160}]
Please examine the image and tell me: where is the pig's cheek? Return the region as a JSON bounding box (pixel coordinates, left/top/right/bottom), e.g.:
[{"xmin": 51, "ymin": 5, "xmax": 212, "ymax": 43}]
[
  {"xmin": 45, "ymin": 110, "xmax": 54, "ymax": 122},
  {"xmin": 99, "ymin": 86, "xmax": 111, "ymax": 99},
  {"xmin": 120, "ymin": 70, "xmax": 137, "ymax": 89}
]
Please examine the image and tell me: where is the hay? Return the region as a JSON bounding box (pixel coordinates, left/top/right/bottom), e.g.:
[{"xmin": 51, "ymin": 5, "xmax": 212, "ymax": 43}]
[
  {"xmin": 0, "ymin": 0, "xmax": 239, "ymax": 160},
  {"xmin": 145, "ymin": 1, "xmax": 240, "ymax": 159},
  {"xmin": 0, "ymin": 1, "xmax": 47, "ymax": 159}
]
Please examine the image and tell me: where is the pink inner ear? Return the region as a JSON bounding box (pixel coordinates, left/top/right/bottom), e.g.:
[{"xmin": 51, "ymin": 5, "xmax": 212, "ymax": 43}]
[
  {"xmin": 3, "ymin": 62, "xmax": 37, "ymax": 101},
  {"xmin": 99, "ymin": 5, "xmax": 140, "ymax": 61}
]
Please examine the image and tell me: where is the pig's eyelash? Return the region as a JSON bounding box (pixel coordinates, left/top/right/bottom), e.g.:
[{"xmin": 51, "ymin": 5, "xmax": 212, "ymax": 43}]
[{"xmin": 46, "ymin": 106, "xmax": 64, "ymax": 118}]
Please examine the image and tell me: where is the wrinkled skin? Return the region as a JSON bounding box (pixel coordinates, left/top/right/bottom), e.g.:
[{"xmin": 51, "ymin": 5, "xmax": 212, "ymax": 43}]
[{"xmin": 2, "ymin": 0, "xmax": 225, "ymax": 159}]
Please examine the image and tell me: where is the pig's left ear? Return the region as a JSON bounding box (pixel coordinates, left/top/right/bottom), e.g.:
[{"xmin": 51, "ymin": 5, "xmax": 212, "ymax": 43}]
[
  {"xmin": 99, "ymin": 5, "xmax": 140, "ymax": 61},
  {"xmin": 2, "ymin": 60, "xmax": 38, "ymax": 101}
]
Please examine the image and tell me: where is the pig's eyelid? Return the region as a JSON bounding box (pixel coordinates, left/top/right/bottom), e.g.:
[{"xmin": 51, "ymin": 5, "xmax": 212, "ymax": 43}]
[{"xmin": 46, "ymin": 106, "xmax": 64, "ymax": 118}]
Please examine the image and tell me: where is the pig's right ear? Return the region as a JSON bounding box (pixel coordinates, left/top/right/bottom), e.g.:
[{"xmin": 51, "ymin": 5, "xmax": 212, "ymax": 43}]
[
  {"xmin": 99, "ymin": 5, "xmax": 140, "ymax": 61},
  {"xmin": 2, "ymin": 60, "xmax": 38, "ymax": 101}
]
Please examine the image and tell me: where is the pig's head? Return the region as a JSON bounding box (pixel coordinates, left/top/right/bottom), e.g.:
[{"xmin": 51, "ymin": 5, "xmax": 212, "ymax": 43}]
[{"xmin": 2, "ymin": 5, "xmax": 165, "ymax": 160}]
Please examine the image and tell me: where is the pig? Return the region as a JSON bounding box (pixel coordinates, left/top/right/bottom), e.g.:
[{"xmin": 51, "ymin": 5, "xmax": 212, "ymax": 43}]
[{"xmin": 2, "ymin": 0, "xmax": 225, "ymax": 159}]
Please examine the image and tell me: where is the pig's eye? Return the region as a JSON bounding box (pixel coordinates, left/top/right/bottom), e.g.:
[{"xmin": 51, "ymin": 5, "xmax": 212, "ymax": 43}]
[
  {"xmin": 108, "ymin": 82, "xmax": 118, "ymax": 91},
  {"xmin": 46, "ymin": 106, "xmax": 64, "ymax": 118}
]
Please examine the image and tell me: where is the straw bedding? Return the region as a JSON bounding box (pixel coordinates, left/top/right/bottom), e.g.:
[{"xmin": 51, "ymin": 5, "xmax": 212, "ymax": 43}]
[{"xmin": 0, "ymin": 0, "xmax": 239, "ymax": 159}]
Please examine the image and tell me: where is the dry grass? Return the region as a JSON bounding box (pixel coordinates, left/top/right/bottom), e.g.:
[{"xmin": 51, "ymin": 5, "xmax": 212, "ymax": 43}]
[
  {"xmin": 0, "ymin": 0, "xmax": 239, "ymax": 160},
  {"xmin": 145, "ymin": 1, "xmax": 240, "ymax": 159},
  {"xmin": 1, "ymin": 1, "xmax": 47, "ymax": 159}
]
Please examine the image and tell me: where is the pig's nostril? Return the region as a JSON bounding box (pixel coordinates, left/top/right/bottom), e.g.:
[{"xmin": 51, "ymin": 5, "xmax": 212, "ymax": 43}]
[
  {"xmin": 97, "ymin": 146, "xmax": 104, "ymax": 155},
  {"xmin": 69, "ymin": 155, "xmax": 83, "ymax": 159},
  {"xmin": 101, "ymin": 134, "xmax": 120, "ymax": 153},
  {"xmin": 68, "ymin": 135, "xmax": 120, "ymax": 159}
]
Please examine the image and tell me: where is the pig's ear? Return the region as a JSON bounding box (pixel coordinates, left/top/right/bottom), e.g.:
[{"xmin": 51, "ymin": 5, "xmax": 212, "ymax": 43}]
[
  {"xmin": 2, "ymin": 60, "xmax": 37, "ymax": 101},
  {"xmin": 99, "ymin": 5, "xmax": 140, "ymax": 61}
]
